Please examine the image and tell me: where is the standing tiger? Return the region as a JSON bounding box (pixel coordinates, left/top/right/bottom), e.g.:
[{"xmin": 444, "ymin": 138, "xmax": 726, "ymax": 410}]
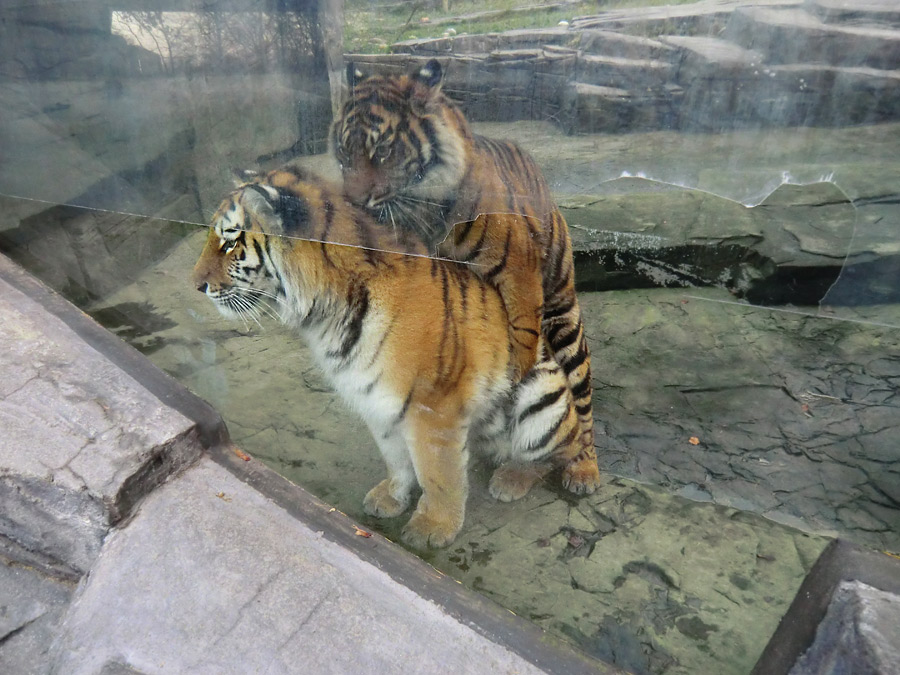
[
  {"xmin": 332, "ymin": 59, "xmax": 600, "ymax": 494},
  {"xmin": 192, "ymin": 167, "xmax": 586, "ymax": 548}
]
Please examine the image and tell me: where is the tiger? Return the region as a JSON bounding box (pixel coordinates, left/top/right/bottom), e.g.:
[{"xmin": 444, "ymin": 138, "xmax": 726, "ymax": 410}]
[
  {"xmin": 331, "ymin": 58, "xmax": 601, "ymax": 495},
  {"xmin": 192, "ymin": 167, "xmax": 587, "ymax": 549}
]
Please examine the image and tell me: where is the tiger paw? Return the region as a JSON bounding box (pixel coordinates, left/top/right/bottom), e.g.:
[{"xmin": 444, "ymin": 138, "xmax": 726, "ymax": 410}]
[
  {"xmin": 562, "ymin": 457, "xmax": 602, "ymax": 495},
  {"xmin": 401, "ymin": 511, "xmax": 460, "ymax": 549},
  {"xmin": 489, "ymin": 462, "xmax": 550, "ymax": 502},
  {"xmin": 363, "ymin": 479, "xmax": 409, "ymax": 518}
]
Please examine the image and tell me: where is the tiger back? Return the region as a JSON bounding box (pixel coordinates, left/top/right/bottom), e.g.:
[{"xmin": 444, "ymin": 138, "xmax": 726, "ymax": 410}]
[
  {"xmin": 332, "ymin": 60, "xmax": 600, "ymax": 495},
  {"xmin": 192, "ymin": 167, "xmax": 586, "ymax": 548}
]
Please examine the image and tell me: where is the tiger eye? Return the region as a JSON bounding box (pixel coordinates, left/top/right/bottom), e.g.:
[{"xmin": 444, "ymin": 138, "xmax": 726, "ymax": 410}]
[{"xmin": 372, "ymin": 144, "xmax": 393, "ymax": 165}]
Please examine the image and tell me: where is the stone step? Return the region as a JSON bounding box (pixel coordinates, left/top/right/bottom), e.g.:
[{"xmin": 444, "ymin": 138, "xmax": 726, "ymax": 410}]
[
  {"xmin": 393, "ymin": 28, "xmax": 679, "ymax": 62},
  {"xmin": 0, "ymin": 258, "xmax": 206, "ymax": 576},
  {"xmin": 806, "ymin": 0, "xmax": 900, "ymax": 26},
  {"xmin": 660, "ymin": 35, "xmax": 764, "ymax": 72},
  {"xmin": 375, "ymin": 0, "xmax": 900, "ymax": 134},
  {"xmin": 576, "ymin": 53, "xmax": 674, "ymax": 90},
  {"xmin": 575, "ymin": 29, "xmax": 677, "ymax": 60},
  {"xmin": 561, "ymin": 82, "xmax": 680, "ymax": 134},
  {"xmin": 725, "ymin": 6, "xmax": 900, "ymax": 69},
  {"xmin": 361, "ymin": 41, "xmax": 900, "ymax": 132},
  {"xmin": 393, "ymin": 28, "xmax": 573, "ymax": 55}
]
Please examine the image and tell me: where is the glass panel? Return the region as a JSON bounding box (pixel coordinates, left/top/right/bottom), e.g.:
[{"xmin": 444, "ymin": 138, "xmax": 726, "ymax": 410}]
[{"xmin": 2, "ymin": 1, "xmax": 898, "ymax": 673}]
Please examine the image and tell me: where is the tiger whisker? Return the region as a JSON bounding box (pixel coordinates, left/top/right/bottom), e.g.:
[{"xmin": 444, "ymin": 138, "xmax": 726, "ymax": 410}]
[
  {"xmin": 231, "ymin": 293, "xmax": 267, "ymax": 330},
  {"xmin": 256, "ymin": 301, "xmax": 281, "ymax": 324},
  {"xmin": 393, "ymin": 199, "xmax": 442, "ymax": 245},
  {"xmin": 387, "ymin": 203, "xmax": 398, "ymax": 239},
  {"xmin": 230, "ymin": 302, "xmax": 251, "ymax": 332},
  {"xmin": 245, "ymin": 287, "xmax": 281, "ymax": 301},
  {"xmin": 396, "ymin": 195, "xmax": 445, "ymax": 207},
  {"xmin": 240, "ymin": 287, "xmax": 283, "ymax": 324},
  {"xmin": 230, "ymin": 296, "xmax": 256, "ymax": 328}
]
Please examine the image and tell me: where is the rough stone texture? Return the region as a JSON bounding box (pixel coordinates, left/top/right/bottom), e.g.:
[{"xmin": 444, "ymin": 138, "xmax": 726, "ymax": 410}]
[
  {"xmin": 1, "ymin": 198, "xmax": 196, "ymax": 306},
  {"xmin": 577, "ymin": 288, "xmax": 900, "ymax": 553},
  {"xmin": 0, "ymin": 540, "xmax": 75, "ymax": 674},
  {"xmin": 0, "ymin": 266, "xmax": 204, "ymax": 573},
  {"xmin": 726, "ymin": 6, "xmax": 900, "ymax": 69},
  {"xmin": 50, "ymin": 458, "xmax": 550, "ymax": 675},
  {"xmin": 575, "ymin": 31, "xmax": 677, "ymax": 61},
  {"xmin": 355, "ymin": 0, "xmax": 900, "ymax": 134},
  {"xmin": 808, "ymin": 0, "xmax": 900, "ymax": 24},
  {"xmin": 565, "ymin": 181, "xmax": 877, "ymax": 304},
  {"xmin": 348, "ymin": 50, "xmax": 579, "ymax": 124},
  {"xmin": 789, "ymin": 580, "xmax": 900, "ymax": 674}
]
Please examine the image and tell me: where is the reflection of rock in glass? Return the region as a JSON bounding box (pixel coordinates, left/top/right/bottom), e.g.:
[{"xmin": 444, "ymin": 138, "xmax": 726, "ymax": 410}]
[
  {"xmin": 192, "ymin": 169, "xmax": 596, "ymax": 548},
  {"xmin": 333, "ymin": 60, "xmax": 598, "ymax": 491}
]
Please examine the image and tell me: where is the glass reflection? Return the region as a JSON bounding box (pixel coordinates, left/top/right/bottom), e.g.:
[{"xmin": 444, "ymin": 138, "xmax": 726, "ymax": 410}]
[{"xmin": 1, "ymin": 1, "xmax": 898, "ymax": 673}]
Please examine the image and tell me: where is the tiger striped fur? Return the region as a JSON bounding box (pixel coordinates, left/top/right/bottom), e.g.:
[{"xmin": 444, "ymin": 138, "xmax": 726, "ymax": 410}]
[
  {"xmin": 332, "ymin": 59, "xmax": 600, "ymax": 494},
  {"xmin": 192, "ymin": 167, "xmax": 584, "ymax": 548}
]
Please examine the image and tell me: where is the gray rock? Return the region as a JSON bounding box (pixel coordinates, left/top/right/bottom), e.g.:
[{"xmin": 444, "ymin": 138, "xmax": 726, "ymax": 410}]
[
  {"xmin": 0, "ymin": 266, "xmax": 204, "ymax": 573},
  {"xmin": 789, "ymin": 580, "xmax": 900, "ymax": 675},
  {"xmin": 576, "ymin": 30, "xmax": 677, "ymax": 60},
  {"xmin": 577, "ymin": 54, "xmax": 674, "ymax": 90},
  {"xmin": 50, "ymin": 458, "xmax": 548, "ymax": 675},
  {"xmin": 373, "ymin": 1, "xmax": 900, "ymax": 133},
  {"xmin": 0, "ymin": 544, "xmax": 74, "ymax": 675},
  {"xmin": 726, "ymin": 6, "xmax": 900, "ymax": 70},
  {"xmin": 807, "ymin": 0, "xmax": 900, "ymax": 24}
]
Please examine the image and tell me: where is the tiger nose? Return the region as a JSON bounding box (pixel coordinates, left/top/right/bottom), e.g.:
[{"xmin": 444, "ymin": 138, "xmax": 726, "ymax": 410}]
[{"xmin": 196, "ymin": 282, "xmax": 208, "ymax": 293}]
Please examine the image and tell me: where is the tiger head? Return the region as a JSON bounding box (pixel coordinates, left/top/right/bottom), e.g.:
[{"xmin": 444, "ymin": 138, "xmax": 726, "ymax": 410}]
[
  {"xmin": 331, "ymin": 59, "xmax": 470, "ymax": 243},
  {"xmin": 192, "ymin": 179, "xmax": 286, "ymax": 323}
]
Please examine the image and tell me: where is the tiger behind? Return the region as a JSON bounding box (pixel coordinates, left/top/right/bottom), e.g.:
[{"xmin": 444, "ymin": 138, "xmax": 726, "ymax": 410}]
[
  {"xmin": 192, "ymin": 167, "xmax": 585, "ymax": 548},
  {"xmin": 332, "ymin": 59, "xmax": 601, "ymax": 496}
]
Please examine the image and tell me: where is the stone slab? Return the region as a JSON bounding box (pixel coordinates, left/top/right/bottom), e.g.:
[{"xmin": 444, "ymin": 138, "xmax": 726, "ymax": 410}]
[
  {"xmin": 570, "ymin": 0, "xmax": 789, "ymax": 31},
  {"xmin": 576, "ymin": 30, "xmax": 677, "ymax": 60},
  {"xmin": 577, "ymin": 53, "xmax": 673, "ymax": 90},
  {"xmin": 49, "ymin": 457, "xmax": 591, "ymax": 675},
  {"xmin": 807, "ymin": 0, "xmax": 900, "ymax": 24},
  {"xmin": 753, "ymin": 540, "xmax": 900, "ymax": 674},
  {"xmin": 726, "ymin": 6, "xmax": 900, "ymax": 69},
  {"xmin": 0, "ymin": 543, "xmax": 75, "ymax": 674},
  {"xmin": 660, "ymin": 35, "xmax": 764, "ymax": 70},
  {"xmin": 0, "ymin": 257, "xmax": 204, "ymax": 573},
  {"xmin": 789, "ymin": 580, "xmax": 900, "ymax": 674}
]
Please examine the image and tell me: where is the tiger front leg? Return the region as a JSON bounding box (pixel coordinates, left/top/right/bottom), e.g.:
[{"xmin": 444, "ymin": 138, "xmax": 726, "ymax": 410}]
[
  {"xmin": 400, "ymin": 408, "xmax": 469, "ymax": 549},
  {"xmin": 364, "ymin": 430, "xmax": 416, "ymax": 518}
]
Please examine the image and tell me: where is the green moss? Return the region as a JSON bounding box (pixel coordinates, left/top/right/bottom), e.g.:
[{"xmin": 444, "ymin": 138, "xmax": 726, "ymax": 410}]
[{"xmin": 344, "ymin": 0, "xmax": 703, "ymax": 53}]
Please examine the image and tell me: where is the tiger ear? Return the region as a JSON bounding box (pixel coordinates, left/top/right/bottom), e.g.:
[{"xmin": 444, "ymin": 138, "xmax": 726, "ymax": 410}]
[
  {"xmin": 231, "ymin": 167, "xmax": 260, "ymax": 187},
  {"xmin": 409, "ymin": 59, "xmax": 443, "ymax": 113},
  {"xmin": 346, "ymin": 62, "xmax": 365, "ymax": 91},
  {"xmin": 412, "ymin": 59, "xmax": 443, "ymax": 89},
  {"xmin": 242, "ymin": 183, "xmax": 310, "ymax": 236},
  {"xmin": 241, "ymin": 183, "xmax": 279, "ymax": 231}
]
